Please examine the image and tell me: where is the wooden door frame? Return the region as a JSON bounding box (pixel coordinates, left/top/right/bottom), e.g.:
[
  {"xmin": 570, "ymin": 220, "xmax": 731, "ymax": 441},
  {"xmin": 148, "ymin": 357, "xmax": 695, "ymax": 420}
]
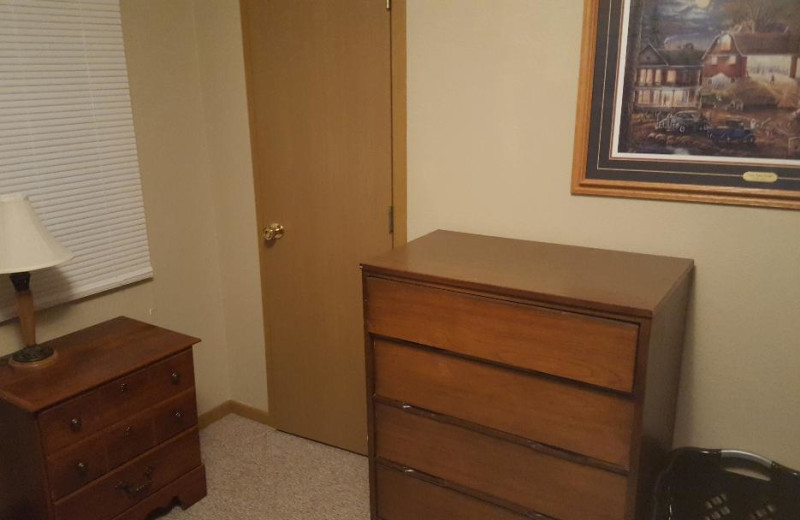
[
  {"xmin": 239, "ymin": 0, "xmax": 407, "ymax": 427},
  {"xmin": 390, "ymin": 0, "xmax": 407, "ymax": 248}
]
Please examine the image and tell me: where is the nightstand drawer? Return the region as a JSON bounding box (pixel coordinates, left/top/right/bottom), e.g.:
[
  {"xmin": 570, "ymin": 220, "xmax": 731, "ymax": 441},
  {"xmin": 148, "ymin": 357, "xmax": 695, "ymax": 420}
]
[
  {"xmin": 54, "ymin": 428, "xmax": 202, "ymax": 520},
  {"xmin": 47, "ymin": 442, "xmax": 109, "ymax": 501},
  {"xmin": 374, "ymin": 339, "xmax": 633, "ymax": 467},
  {"xmin": 46, "ymin": 389, "xmax": 199, "ymax": 500},
  {"xmin": 38, "ymin": 391, "xmax": 105, "ymax": 454},
  {"xmin": 365, "ymin": 277, "xmax": 638, "ymax": 392},
  {"xmin": 104, "ymin": 409, "xmax": 156, "ymax": 470},
  {"xmin": 153, "ymin": 390, "xmax": 198, "ymax": 445},
  {"xmin": 39, "ymin": 350, "xmax": 195, "ymax": 454},
  {"xmin": 375, "ymin": 403, "xmax": 628, "ymax": 520},
  {"xmin": 148, "ymin": 350, "xmax": 195, "ymax": 400},
  {"xmin": 377, "ymin": 464, "xmax": 528, "ymax": 520}
]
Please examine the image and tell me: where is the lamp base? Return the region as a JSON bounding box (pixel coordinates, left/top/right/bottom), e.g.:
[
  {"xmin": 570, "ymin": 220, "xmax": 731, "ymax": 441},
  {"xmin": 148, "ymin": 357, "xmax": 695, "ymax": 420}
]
[{"xmin": 9, "ymin": 345, "xmax": 58, "ymax": 370}]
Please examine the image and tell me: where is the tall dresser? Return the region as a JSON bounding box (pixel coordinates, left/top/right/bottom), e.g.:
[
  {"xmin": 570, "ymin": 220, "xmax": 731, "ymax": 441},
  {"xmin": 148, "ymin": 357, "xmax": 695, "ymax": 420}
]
[
  {"xmin": 361, "ymin": 231, "xmax": 694, "ymax": 520},
  {"xmin": 0, "ymin": 317, "xmax": 207, "ymax": 520}
]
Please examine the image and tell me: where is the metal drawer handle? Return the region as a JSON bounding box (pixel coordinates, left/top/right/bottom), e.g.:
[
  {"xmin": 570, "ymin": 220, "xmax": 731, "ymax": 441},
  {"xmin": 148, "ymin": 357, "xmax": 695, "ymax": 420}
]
[
  {"xmin": 70, "ymin": 417, "xmax": 82, "ymax": 432},
  {"xmin": 116, "ymin": 466, "xmax": 155, "ymax": 499},
  {"xmin": 76, "ymin": 462, "xmax": 88, "ymax": 475},
  {"xmin": 120, "ymin": 383, "xmax": 129, "ymax": 393},
  {"xmin": 124, "ymin": 426, "xmax": 133, "ymax": 438},
  {"xmin": 170, "ymin": 371, "xmax": 181, "ymax": 385},
  {"xmin": 174, "ymin": 410, "xmax": 183, "ymax": 421}
]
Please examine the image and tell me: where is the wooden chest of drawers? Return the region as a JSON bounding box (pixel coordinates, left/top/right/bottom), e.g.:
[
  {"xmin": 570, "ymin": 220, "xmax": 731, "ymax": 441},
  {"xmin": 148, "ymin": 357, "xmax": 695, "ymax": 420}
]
[
  {"xmin": 0, "ymin": 317, "xmax": 207, "ymax": 520},
  {"xmin": 362, "ymin": 231, "xmax": 693, "ymax": 520}
]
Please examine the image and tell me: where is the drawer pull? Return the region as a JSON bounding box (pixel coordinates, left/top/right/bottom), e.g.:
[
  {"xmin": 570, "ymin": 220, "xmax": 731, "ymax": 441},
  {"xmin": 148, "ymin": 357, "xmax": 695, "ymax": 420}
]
[
  {"xmin": 170, "ymin": 371, "xmax": 181, "ymax": 385},
  {"xmin": 120, "ymin": 383, "xmax": 129, "ymax": 393},
  {"xmin": 116, "ymin": 466, "xmax": 155, "ymax": 499},
  {"xmin": 174, "ymin": 410, "xmax": 183, "ymax": 421},
  {"xmin": 69, "ymin": 417, "xmax": 82, "ymax": 432},
  {"xmin": 124, "ymin": 426, "xmax": 133, "ymax": 438},
  {"xmin": 76, "ymin": 462, "xmax": 88, "ymax": 475}
]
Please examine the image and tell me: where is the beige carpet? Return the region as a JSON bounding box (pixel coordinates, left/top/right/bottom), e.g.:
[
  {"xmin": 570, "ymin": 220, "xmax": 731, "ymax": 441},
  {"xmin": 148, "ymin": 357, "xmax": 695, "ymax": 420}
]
[{"xmin": 160, "ymin": 414, "xmax": 370, "ymax": 519}]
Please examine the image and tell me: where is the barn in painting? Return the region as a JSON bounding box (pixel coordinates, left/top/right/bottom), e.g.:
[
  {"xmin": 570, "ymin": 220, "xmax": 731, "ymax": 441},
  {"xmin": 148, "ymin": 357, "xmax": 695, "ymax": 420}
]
[{"xmin": 702, "ymin": 31, "xmax": 799, "ymax": 85}]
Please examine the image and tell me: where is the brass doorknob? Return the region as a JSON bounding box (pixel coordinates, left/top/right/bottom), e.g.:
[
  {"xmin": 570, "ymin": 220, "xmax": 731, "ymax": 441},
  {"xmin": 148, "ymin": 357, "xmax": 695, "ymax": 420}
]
[{"xmin": 263, "ymin": 223, "xmax": 285, "ymax": 242}]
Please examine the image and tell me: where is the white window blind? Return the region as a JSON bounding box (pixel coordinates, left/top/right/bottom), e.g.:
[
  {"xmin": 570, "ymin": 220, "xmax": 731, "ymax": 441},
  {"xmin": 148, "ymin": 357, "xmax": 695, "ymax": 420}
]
[{"xmin": 0, "ymin": 0, "xmax": 152, "ymax": 320}]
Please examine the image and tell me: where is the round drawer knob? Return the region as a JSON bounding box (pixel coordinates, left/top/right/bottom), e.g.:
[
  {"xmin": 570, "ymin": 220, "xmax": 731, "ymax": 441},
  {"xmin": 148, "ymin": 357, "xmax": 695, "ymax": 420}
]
[
  {"xmin": 70, "ymin": 417, "xmax": 82, "ymax": 432},
  {"xmin": 76, "ymin": 462, "xmax": 88, "ymax": 475},
  {"xmin": 170, "ymin": 371, "xmax": 181, "ymax": 385},
  {"xmin": 124, "ymin": 426, "xmax": 133, "ymax": 438},
  {"xmin": 174, "ymin": 410, "xmax": 183, "ymax": 421},
  {"xmin": 120, "ymin": 383, "xmax": 129, "ymax": 393}
]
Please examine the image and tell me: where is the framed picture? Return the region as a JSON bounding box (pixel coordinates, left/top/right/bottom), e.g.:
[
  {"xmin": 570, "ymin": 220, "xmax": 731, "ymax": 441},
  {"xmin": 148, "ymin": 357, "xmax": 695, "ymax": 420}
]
[{"xmin": 572, "ymin": 0, "xmax": 800, "ymax": 209}]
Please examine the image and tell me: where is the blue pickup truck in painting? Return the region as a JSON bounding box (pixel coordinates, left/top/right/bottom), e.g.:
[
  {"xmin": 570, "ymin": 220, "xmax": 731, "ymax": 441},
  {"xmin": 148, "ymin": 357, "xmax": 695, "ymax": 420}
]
[{"xmin": 706, "ymin": 120, "xmax": 756, "ymax": 145}]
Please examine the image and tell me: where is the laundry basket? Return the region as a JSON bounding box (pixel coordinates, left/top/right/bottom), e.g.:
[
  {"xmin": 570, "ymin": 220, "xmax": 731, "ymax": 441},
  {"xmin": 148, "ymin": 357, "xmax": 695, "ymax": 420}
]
[{"xmin": 651, "ymin": 448, "xmax": 800, "ymax": 520}]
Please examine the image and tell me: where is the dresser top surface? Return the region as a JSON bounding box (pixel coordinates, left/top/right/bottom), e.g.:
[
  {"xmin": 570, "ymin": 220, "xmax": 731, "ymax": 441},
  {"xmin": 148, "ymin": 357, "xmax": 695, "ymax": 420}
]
[
  {"xmin": 0, "ymin": 317, "xmax": 200, "ymax": 412},
  {"xmin": 362, "ymin": 230, "xmax": 694, "ymax": 317}
]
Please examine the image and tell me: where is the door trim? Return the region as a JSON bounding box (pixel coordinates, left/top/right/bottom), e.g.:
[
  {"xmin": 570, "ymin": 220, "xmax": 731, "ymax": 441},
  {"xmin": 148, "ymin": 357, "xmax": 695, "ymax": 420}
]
[
  {"xmin": 391, "ymin": 0, "xmax": 407, "ymax": 247},
  {"xmin": 239, "ymin": 0, "xmax": 407, "ymax": 426}
]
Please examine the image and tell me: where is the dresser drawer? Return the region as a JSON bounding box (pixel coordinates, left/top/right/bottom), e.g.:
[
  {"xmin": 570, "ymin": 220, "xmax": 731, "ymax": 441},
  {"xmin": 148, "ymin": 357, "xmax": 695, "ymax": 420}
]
[
  {"xmin": 54, "ymin": 428, "xmax": 202, "ymax": 520},
  {"xmin": 148, "ymin": 350, "xmax": 195, "ymax": 399},
  {"xmin": 38, "ymin": 392, "xmax": 104, "ymax": 454},
  {"xmin": 47, "ymin": 440, "xmax": 109, "ymax": 501},
  {"xmin": 377, "ymin": 464, "xmax": 527, "ymax": 520},
  {"xmin": 153, "ymin": 390, "xmax": 198, "ymax": 445},
  {"xmin": 375, "ymin": 403, "xmax": 628, "ymax": 520},
  {"xmin": 104, "ymin": 408, "xmax": 156, "ymax": 470},
  {"xmin": 374, "ymin": 339, "xmax": 633, "ymax": 467},
  {"xmin": 46, "ymin": 390, "xmax": 198, "ymax": 500},
  {"xmin": 39, "ymin": 350, "xmax": 195, "ymax": 454},
  {"xmin": 97, "ymin": 368, "xmax": 152, "ymax": 429},
  {"xmin": 365, "ymin": 277, "xmax": 638, "ymax": 392},
  {"xmin": 47, "ymin": 406, "xmax": 157, "ymax": 501}
]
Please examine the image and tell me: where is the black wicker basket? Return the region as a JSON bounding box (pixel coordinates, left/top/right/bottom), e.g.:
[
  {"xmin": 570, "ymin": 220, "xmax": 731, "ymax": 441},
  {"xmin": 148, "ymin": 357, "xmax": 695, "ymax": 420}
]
[{"xmin": 652, "ymin": 448, "xmax": 800, "ymax": 520}]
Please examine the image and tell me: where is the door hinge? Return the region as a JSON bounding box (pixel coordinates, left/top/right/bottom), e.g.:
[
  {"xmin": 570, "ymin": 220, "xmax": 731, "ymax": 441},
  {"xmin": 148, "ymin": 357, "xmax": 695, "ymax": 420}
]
[
  {"xmin": 388, "ymin": 205, "xmax": 394, "ymax": 234},
  {"xmin": 386, "ymin": 0, "xmax": 391, "ymax": 11}
]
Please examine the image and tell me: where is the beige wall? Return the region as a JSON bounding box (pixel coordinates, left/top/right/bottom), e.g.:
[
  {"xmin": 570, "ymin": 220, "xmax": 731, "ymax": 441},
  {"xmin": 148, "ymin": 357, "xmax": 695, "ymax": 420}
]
[
  {"xmin": 407, "ymin": 0, "xmax": 800, "ymax": 467},
  {"xmin": 0, "ymin": 0, "xmax": 268, "ymax": 416},
  {"xmin": 191, "ymin": 0, "xmax": 269, "ymax": 412}
]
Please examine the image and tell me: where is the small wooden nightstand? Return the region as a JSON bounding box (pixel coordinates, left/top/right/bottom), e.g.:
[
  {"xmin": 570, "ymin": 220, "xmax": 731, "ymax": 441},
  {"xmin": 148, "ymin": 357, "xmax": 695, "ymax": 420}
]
[{"xmin": 0, "ymin": 317, "xmax": 207, "ymax": 520}]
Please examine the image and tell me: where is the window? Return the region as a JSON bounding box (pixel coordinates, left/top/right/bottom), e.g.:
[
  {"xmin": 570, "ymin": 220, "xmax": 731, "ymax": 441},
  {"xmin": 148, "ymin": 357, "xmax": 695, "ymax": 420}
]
[
  {"xmin": 667, "ymin": 70, "xmax": 677, "ymax": 83},
  {"xmin": 0, "ymin": 0, "xmax": 152, "ymax": 319}
]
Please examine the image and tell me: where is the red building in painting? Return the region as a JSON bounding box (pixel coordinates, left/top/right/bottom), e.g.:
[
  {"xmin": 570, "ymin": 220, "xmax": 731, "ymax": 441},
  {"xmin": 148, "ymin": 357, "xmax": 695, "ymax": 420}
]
[{"xmin": 702, "ymin": 31, "xmax": 799, "ymax": 85}]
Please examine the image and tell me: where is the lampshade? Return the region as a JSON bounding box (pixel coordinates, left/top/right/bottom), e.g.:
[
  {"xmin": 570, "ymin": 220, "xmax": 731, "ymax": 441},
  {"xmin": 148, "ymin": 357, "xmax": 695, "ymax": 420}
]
[{"xmin": 0, "ymin": 194, "xmax": 73, "ymax": 274}]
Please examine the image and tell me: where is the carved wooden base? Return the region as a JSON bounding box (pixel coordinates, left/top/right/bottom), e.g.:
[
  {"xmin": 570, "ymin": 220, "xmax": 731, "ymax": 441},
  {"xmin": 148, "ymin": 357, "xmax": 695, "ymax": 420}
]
[{"xmin": 111, "ymin": 465, "xmax": 207, "ymax": 520}]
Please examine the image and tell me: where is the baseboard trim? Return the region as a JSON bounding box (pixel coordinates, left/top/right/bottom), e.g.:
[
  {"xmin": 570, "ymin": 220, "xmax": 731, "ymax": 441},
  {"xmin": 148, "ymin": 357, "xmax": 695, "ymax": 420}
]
[
  {"xmin": 198, "ymin": 400, "xmax": 273, "ymax": 430},
  {"xmin": 230, "ymin": 400, "xmax": 273, "ymax": 426},
  {"xmin": 198, "ymin": 401, "xmax": 234, "ymax": 429}
]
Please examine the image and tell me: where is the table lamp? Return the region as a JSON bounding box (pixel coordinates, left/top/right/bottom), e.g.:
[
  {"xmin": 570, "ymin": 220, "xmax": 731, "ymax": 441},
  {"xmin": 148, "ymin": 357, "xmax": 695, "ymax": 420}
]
[{"xmin": 0, "ymin": 194, "xmax": 73, "ymax": 369}]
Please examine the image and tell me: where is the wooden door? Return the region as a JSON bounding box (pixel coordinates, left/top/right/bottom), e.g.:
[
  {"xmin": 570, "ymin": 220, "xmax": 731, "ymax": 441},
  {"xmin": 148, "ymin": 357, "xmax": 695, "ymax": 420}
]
[{"xmin": 241, "ymin": 0, "xmax": 395, "ymax": 453}]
